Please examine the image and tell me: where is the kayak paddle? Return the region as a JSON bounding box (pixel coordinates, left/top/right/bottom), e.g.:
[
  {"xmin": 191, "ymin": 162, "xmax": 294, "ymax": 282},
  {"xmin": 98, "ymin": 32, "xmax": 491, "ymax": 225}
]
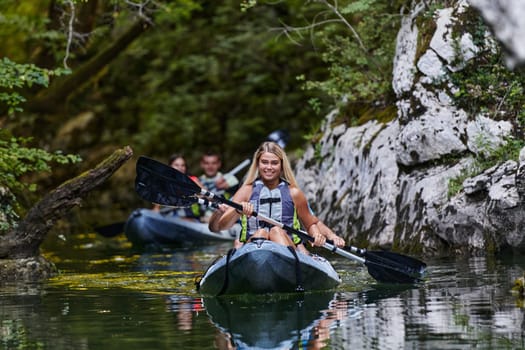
[
  {"xmin": 94, "ymin": 131, "xmax": 289, "ymax": 238},
  {"xmin": 134, "ymin": 156, "xmax": 427, "ymax": 284}
]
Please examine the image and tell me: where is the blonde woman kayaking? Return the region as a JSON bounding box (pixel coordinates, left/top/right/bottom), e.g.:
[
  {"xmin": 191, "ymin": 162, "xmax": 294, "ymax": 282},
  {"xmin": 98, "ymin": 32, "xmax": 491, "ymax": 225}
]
[{"xmin": 210, "ymin": 141, "xmax": 345, "ymax": 252}]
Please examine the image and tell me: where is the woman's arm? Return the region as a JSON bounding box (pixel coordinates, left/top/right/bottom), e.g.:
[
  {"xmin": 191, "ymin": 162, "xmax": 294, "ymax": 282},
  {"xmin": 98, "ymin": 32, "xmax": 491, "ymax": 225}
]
[
  {"xmin": 290, "ymin": 187, "xmax": 345, "ymax": 247},
  {"xmin": 290, "ymin": 187, "xmax": 325, "ymax": 246},
  {"xmin": 208, "ymin": 204, "xmax": 227, "ymax": 232},
  {"xmin": 212, "ymin": 184, "xmax": 252, "ymax": 231},
  {"xmin": 317, "ymin": 220, "xmax": 345, "ymax": 247}
]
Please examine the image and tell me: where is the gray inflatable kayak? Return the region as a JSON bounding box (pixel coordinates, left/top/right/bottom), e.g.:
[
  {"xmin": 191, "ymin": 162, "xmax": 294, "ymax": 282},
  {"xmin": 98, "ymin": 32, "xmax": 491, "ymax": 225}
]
[
  {"xmin": 124, "ymin": 208, "xmax": 238, "ymax": 248},
  {"xmin": 197, "ymin": 239, "xmax": 341, "ymax": 295}
]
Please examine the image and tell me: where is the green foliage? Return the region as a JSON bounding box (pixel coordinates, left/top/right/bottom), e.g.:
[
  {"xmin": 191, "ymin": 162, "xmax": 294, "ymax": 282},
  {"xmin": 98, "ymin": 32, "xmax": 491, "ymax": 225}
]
[
  {"xmin": 0, "ymin": 1, "xmax": 66, "ymax": 62},
  {"xmin": 477, "ymin": 137, "xmax": 524, "ymax": 169},
  {"xmin": 240, "ymin": 0, "xmax": 403, "ymax": 146},
  {"xmin": 0, "ymin": 132, "xmax": 81, "ymax": 232},
  {"xmin": 240, "ymin": 0, "xmax": 257, "ymax": 12},
  {"xmin": 273, "ymin": 0, "xmax": 401, "ymax": 109},
  {"xmin": 144, "ymin": 0, "xmax": 202, "ymax": 25},
  {"xmin": 341, "ymin": 0, "xmax": 375, "ymax": 13},
  {"xmin": 0, "ymin": 57, "xmax": 70, "ymax": 115},
  {"xmin": 89, "ymin": 0, "xmax": 331, "ymax": 170},
  {"xmin": 0, "ymin": 53, "xmax": 75, "ymax": 232},
  {"xmin": 0, "ymin": 0, "xmax": 418, "ymax": 226},
  {"xmin": 449, "ymin": 10, "xmax": 525, "ymax": 134},
  {"xmin": 2, "ymin": 0, "xmax": 397, "ymax": 172},
  {"xmin": 313, "ymin": 142, "xmax": 323, "ymax": 163},
  {"xmin": 447, "ymin": 175, "xmax": 466, "ymax": 199},
  {"xmin": 0, "ymin": 135, "xmax": 81, "ymax": 190},
  {"xmin": 446, "ymin": 8, "xmax": 525, "ymax": 197},
  {"xmin": 451, "ymin": 58, "xmax": 525, "ymax": 126}
]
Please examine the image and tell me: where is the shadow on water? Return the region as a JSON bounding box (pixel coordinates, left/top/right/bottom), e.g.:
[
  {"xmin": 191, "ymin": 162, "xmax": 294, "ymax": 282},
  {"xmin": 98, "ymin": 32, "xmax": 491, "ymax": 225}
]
[{"xmin": 357, "ymin": 283, "xmax": 417, "ymax": 303}]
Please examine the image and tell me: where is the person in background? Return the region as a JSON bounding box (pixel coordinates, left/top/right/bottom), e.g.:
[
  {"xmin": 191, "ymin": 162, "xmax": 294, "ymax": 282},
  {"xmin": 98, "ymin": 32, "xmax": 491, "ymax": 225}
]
[
  {"xmin": 209, "ymin": 141, "xmax": 345, "ymax": 253},
  {"xmin": 153, "ymin": 154, "xmax": 203, "ymax": 219},
  {"xmin": 198, "ymin": 151, "xmax": 239, "ymax": 222}
]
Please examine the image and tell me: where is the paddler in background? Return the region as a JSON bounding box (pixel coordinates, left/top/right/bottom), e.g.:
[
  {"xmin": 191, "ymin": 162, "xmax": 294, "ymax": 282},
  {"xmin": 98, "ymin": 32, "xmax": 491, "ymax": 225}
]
[{"xmin": 198, "ymin": 151, "xmax": 239, "ymax": 222}]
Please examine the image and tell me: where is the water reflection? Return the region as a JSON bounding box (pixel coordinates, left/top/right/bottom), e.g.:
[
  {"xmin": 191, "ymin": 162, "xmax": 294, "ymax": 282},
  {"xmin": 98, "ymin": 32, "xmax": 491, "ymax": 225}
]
[
  {"xmin": 0, "ymin": 286, "xmax": 219, "ymax": 350},
  {"xmin": 192, "ymin": 285, "xmax": 415, "ymax": 350},
  {"xmin": 134, "ymin": 243, "xmax": 231, "ymax": 273},
  {"xmin": 201, "ymin": 292, "xmax": 340, "ymax": 349},
  {"xmin": 329, "ymin": 256, "xmax": 525, "ymax": 349},
  {"xmin": 165, "ymin": 295, "xmax": 205, "ymax": 331},
  {"xmin": 6, "ymin": 233, "xmax": 524, "ymax": 349}
]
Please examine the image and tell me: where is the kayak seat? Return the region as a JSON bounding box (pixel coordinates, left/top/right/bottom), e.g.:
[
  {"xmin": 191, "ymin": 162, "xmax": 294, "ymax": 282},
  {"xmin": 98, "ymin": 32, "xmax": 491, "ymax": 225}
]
[{"xmin": 251, "ymin": 237, "xmax": 267, "ymax": 248}]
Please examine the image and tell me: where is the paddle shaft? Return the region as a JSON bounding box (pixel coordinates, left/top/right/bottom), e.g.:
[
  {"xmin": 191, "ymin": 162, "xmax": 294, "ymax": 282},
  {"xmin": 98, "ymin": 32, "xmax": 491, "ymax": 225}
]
[
  {"xmin": 200, "ymin": 189, "xmax": 366, "ymax": 264},
  {"xmin": 225, "ymin": 159, "xmax": 250, "ymax": 177}
]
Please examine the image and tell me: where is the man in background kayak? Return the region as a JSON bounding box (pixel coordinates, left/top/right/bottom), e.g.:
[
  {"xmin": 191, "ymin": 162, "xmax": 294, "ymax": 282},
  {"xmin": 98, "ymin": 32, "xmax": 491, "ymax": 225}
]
[
  {"xmin": 199, "ymin": 151, "xmax": 239, "ymax": 222},
  {"xmin": 209, "ymin": 141, "xmax": 344, "ymax": 252}
]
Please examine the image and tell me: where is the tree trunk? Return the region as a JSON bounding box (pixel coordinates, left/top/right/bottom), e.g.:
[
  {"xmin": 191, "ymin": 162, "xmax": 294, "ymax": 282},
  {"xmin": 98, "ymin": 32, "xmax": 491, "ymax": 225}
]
[{"xmin": 0, "ymin": 146, "xmax": 133, "ymax": 267}]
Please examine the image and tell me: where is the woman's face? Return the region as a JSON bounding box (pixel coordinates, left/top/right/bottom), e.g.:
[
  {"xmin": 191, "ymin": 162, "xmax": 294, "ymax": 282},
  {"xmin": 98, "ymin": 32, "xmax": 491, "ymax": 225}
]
[
  {"xmin": 170, "ymin": 157, "xmax": 187, "ymax": 173},
  {"xmin": 257, "ymin": 152, "xmax": 281, "ymax": 182}
]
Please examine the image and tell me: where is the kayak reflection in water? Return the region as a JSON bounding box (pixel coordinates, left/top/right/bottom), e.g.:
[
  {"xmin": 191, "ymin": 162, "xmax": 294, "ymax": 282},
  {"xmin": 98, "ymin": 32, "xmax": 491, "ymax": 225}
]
[{"xmin": 206, "ymin": 292, "xmax": 349, "ymax": 349}]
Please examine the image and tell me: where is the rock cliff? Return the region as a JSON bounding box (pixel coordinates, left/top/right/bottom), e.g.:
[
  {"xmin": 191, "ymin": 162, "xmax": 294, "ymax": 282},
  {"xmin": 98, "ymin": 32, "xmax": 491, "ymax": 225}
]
[{"xmin": 296, "ymin": 0, "xmax": 525, "ymax": 256}]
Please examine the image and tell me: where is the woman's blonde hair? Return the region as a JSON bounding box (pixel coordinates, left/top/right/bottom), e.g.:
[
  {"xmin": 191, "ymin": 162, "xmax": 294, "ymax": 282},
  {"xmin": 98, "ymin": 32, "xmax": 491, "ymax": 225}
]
[{"xmin": 243, "ymin": 141, "xmax": 297, "ymax": 187}]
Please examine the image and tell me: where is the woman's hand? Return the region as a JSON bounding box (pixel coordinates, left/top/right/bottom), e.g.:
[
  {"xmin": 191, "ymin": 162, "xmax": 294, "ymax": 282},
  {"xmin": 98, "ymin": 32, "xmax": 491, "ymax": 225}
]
[
  {"xmin": 239, "ymin": 201, "xmax": 254, "ymax": 217},
  {"xmin": 310, "ymin": 230, "xmax": 326, "ymax": 247},
  {"xmin": 317, "ymin": 221, "xmax": 345, "ymax": 248},
  {"xmin": 216, "ymin": 204, "xmax": 228, "ymax": 213},
  {"xmin": 327, "ymin": 234, "xmax": 345, "ymax": 248}
]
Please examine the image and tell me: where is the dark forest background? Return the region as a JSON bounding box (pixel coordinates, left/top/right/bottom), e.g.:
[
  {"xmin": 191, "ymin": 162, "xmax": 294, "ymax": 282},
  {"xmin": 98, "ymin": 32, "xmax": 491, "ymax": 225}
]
[{"xmin": 0, "ymin": 0, "xmax": 411, "ymax": 230}]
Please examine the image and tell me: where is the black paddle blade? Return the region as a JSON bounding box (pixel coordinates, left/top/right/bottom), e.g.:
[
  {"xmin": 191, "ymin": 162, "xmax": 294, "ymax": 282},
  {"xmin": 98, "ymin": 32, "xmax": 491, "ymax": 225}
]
[
  {"xmin": 364, "ymin": 251, "xmax": 427, "ymax": 284},
  {"xmin": 366, "ymin": 251, "xmax": 426, "ymax": 271},
  {"xmin": 135, "ymin": 156, "xmax": 200, "ymax": 207},
  {"xmin": 365, "ymin": 262, "xmax": 425, "ymax": 284}
]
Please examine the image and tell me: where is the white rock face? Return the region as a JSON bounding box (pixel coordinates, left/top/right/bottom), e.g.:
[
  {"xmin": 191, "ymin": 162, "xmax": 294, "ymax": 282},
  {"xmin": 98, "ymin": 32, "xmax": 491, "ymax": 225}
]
[
  {"xmin": 295, "ymin": 1, "xmax": 525, "ymax": 254},
  {"xmin": 466, "ymin": 115, "xmax": 513, "ymax": 156},
  {"xmin": 395, "ymin": 103, "xmax": 468, "ymax": 166},
  {"xmin": 392, "ymin": 12, "xmax": 419, "ymax": 95},
  {"xmin": 469, "ymin": 0, "xmax": 525, "ymax": 68},
  {"xmin": 417, "ymin": 50, "xmax": 446, "ymax": 80}
]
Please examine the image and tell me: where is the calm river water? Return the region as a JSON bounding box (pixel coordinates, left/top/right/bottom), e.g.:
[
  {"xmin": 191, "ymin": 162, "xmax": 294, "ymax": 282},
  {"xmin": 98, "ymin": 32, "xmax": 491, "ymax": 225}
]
[{"xmin": 2, "ymin": 231, "xmax": 525, "ymax": 349}]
